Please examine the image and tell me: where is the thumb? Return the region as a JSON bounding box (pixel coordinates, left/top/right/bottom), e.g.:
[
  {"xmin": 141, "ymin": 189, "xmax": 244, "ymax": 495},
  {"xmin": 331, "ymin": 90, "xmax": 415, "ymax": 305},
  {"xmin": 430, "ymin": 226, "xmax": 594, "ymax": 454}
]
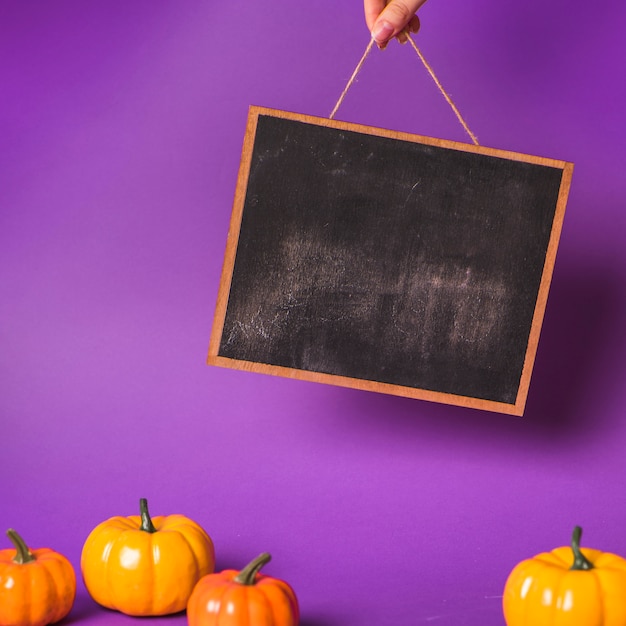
[{"xmin": 372, "ymin": 0, "xmax": 424, "ymax": 45}]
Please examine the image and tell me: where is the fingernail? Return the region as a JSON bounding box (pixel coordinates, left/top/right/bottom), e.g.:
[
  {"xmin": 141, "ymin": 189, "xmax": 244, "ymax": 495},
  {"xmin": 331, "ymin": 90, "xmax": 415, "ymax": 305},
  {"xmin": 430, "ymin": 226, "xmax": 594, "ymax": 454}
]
[{"xmin": 372, "ymin": 20, "xmax": 394, "ymax": 44}]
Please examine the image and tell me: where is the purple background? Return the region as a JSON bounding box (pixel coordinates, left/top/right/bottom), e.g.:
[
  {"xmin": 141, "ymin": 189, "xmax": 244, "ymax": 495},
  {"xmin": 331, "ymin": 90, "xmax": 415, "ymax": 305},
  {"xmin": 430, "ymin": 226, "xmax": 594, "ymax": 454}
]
[{"xmin": 1, "ymin": 1, "xmax": 625, "ymax": 624}]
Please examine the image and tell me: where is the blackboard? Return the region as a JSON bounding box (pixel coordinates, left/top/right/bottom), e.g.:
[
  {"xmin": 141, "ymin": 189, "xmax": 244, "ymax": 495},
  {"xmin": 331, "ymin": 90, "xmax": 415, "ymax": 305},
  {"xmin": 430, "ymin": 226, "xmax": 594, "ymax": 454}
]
[{"xmin": 208, "ymin": 107, "xmax": 573, "ymax": 415}]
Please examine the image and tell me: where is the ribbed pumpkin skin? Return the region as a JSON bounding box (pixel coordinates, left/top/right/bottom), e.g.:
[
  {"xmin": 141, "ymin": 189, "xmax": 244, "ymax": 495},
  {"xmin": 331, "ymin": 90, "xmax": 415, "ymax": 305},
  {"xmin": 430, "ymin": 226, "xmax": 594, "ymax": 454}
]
[
  {"xmin": 503, "ymin": 545, "xmax": 626, "ymax": 625},
  {"xmin": 81, "ymin": 511, "xmax": 215, "ymax": 616},
  {"xmin": 187, "ymin": 567, "xmax": 299, "ymax": 626},
  {"xmin": 0, "ymin": 544, "xmax": 76, "ymax": 626}
]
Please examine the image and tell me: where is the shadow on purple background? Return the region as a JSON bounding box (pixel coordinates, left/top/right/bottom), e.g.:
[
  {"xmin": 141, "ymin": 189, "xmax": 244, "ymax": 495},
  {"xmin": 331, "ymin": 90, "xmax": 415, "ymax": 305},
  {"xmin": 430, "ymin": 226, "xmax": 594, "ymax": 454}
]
[{"xmin": 527, "ymin": 263, "xmax": 625, "ymax": 435}]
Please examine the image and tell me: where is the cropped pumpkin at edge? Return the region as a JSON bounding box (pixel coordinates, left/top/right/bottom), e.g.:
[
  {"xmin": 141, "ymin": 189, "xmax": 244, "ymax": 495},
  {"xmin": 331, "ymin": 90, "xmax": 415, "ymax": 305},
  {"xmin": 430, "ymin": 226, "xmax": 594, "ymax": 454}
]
[
  {"xmin": 0, "ymin": 529, "xmax": 76, "ymax": 626},
  {"xmin": 81, "ymin": 498, "xmax": 215, "ymax": 616},
  {"xmin": 187, "ymin": 552, "xmax": 299, "ymax": 626},
  {"xmin": 503, "ymin": 526, "xmax": 626, "ymax": 625}
]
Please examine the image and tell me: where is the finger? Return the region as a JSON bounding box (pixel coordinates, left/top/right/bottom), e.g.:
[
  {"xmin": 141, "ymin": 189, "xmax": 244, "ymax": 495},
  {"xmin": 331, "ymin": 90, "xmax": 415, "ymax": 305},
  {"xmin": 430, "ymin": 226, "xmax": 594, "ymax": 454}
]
[
  {"xmin": 364, "ymin": 0, "xmax": 387, "ymax": 33},
  {"xmin": 371, "ymin": 0, "xmax": 427, "ymax": 45},
  {"xmin": 407, "ymin": 14, "xmax": 420, "ymax": 34},
  {"xmin": 395, "ymin": 15, "xmax": 420, "ymax": 45}
]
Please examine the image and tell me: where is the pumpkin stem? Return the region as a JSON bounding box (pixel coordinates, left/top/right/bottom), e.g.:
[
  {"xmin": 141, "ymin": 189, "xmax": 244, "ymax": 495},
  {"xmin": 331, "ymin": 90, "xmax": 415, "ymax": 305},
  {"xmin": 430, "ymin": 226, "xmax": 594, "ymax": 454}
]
[
  {"xmin": 234, "ymin": 553, "xmax": 272, "ymax": 585},
  {"xmin": 7, "ymin": 529, "xmax": 36, "ymax": 564},
  {"xmin": 139, "ymin": 498, "xmax": 157, "ymax": 533},
  {"xmin": 570, "ymin": 526, "xmax": 594, "ymax": 571}
]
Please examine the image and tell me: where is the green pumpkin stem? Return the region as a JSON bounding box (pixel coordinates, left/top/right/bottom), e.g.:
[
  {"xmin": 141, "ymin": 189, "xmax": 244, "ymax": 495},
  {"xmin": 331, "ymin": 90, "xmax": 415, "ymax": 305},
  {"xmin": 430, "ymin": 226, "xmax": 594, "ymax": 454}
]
[
  {"xmin": 139, "ymin": 498, "xmax": 157, "ymax": 533},
  {"xmin": 7, "ymin": 529, "xmax": 36, "ymax": 564},
  {"xmin": 234, "ymin": 553, "xmax": 272, "ymax": 585},
  {"xmin": 570, "ymin": 526, "xmax": 594, "ymax": 571}
]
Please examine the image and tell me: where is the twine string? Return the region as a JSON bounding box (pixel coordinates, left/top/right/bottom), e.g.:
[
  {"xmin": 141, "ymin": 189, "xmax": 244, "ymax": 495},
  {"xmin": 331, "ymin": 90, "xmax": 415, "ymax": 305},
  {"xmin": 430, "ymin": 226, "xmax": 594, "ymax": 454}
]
[
  {"xmin": 406, "ymin": 36, "xmax": 479, "ymax": 145},
  {"xmin": 329, "ymin": 37, "xmax": 375, "ymax": 121},
  {"xmin": 330, "ymin": 34, "xmax": 479, "ymax": 146}
]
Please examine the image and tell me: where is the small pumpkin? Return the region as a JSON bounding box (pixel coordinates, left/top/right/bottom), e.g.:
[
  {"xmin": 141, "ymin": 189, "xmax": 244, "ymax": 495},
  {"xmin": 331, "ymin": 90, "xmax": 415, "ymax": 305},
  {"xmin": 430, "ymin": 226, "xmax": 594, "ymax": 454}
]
[
  {"xmin": 0, "ymin": 528, "xmax": 76, "ymax": 626},
  {"xmin": 187, "ymin": 552, "xmax": 299, "ymax": 626},
  {"xmin": 503, "ymin": 525, "xmax": 626, "ymax": 625},
  {"xmin": 81, "ymin": 497, "xmax": 215, "ymax": 616}
]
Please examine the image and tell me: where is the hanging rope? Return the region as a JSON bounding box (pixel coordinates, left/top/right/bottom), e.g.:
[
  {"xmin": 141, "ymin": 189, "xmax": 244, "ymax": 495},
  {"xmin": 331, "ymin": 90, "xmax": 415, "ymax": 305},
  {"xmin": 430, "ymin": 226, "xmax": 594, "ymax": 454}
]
[{"xmin": 330, "ymin": 34, "xmax": 479, "ymax": 146}]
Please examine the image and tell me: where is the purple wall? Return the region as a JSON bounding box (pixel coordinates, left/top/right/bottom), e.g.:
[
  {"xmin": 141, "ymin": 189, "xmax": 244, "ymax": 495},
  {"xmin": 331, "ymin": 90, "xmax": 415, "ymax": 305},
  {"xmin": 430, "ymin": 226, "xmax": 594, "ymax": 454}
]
[{"xmin": 1, "ymin": 1, "xmax": 625, "ymax": 624}]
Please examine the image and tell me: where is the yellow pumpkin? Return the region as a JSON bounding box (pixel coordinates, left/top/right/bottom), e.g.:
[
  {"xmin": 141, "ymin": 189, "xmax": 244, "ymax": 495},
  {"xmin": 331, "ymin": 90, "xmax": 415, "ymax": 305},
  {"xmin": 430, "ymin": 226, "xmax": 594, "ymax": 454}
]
[
  {"xmin": 0, "ymin": 528, "xmax": 76, "ymax": 626},
  {"xmin": 503, "ymin": 526, "xmax": 626, "ymax": 625},
  {"xmin": 81, "ymin": 498, "xmax": 215, "ymax": 616}
]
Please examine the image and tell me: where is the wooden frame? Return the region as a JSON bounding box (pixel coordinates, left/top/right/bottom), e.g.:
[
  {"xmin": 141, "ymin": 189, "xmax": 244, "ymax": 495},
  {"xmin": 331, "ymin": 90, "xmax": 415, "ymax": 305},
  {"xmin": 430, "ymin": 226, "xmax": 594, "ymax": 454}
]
[{"xmin": 208, "ymin": 106, "xmax": 573, "ymax": 416}]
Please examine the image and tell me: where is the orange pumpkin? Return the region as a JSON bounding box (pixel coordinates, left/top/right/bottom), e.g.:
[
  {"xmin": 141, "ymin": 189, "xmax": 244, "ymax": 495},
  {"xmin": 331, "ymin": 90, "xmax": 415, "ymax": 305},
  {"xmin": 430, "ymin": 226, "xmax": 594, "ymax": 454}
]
[
  {"xmin": 187, "ymin": 552, "xmax": 299, "ymax": 626},
  {"xmin": 503, "ymin": 526, "xmax": 626, "ymax": 625},
  {"xmin": 81, "ymin": 498, "xmax": 215, "ymax": 616},
  {"xmin": 0, "ymin": 528, "xmax": 76, "ymax": 626}
]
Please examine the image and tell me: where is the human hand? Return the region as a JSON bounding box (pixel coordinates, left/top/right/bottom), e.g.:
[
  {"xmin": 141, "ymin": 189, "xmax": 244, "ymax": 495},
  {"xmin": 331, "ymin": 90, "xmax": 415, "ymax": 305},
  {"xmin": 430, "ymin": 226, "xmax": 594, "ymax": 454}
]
[{"xmin": 364, "ymin": 0, "xmax": 428, "ymax": 48}]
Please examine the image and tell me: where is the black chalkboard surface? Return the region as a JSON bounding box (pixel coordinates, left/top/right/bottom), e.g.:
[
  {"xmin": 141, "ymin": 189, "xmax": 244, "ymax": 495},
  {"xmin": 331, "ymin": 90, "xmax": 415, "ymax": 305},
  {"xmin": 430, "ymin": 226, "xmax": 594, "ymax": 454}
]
[{"xmin": 209, "ymin": 107, "xmax": 573, "ymax": 415}]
